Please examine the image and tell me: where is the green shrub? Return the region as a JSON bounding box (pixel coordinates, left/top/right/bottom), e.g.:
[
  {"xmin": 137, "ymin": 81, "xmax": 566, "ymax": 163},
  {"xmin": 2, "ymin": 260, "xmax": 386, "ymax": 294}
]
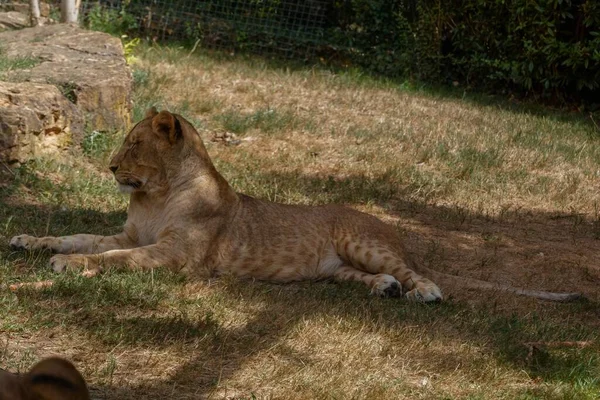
[
  {"xmin": 328, "ymin": 0, "xmax": 600, "ymax": 102},
  {"xmin": 85, "ymin": 3, "xmax": 138, "ymax": 36},
  {"xmin": 326, "ymin": 0, "xmax": 414, "ymax": 77},
  {"xmin": 416, "ymin": 0, "xmax": 600, "ymax": 100}
]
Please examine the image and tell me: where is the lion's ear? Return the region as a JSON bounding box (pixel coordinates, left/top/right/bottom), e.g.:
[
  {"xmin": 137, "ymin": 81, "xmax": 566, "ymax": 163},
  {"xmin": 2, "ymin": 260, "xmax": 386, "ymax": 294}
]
[
  {"xmin": 152, "ymin": 110, "xmax": 182, "ymax": 144},
  {"xmin": 145, "ymin": 107, "xmax": 158, "ymax": 118},
  {"xmin": 27, "ymin": 357, "xmax": 90, "ymax": 400}
]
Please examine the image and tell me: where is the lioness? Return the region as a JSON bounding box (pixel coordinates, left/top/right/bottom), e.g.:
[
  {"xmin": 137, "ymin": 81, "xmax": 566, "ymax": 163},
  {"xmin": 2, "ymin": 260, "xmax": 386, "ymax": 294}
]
[
  {"xmin": 0, "ymin": 357, "xmax": 90, "ymax": 400},
  {"xmin": 10, "ymin": 108, "xmax": 443, "ymax": 302},
  {"xmin": 10, "ymin": 109, "xmax": 583, "ymax": 303}
]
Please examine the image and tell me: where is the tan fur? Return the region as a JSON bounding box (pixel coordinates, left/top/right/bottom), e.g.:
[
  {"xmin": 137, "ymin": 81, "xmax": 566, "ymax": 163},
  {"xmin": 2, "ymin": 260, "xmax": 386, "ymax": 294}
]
[
  {"xmin": 0, "ymin": 357, "xmax": 90, "ymax": 400},
  {"xmin": 10, "ymin": 110, "xmax": 443, "ymax": 301}
]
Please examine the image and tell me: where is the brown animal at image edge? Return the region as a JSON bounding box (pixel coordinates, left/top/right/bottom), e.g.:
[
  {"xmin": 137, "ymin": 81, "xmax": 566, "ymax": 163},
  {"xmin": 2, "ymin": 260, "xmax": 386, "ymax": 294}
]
[
  {"xmin": 0, "ymin": 357, "xmax": 90, "ymax": 400},
  {"xmin": 9, "ymin": 108, "xmax": 582, "ymax": 302}
]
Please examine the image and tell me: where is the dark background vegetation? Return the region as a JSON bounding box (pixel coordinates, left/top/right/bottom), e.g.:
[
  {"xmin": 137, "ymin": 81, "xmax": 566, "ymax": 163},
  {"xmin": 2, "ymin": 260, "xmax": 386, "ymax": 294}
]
[{"xmin": 81, "ymin": 0, "xmax": 600, "ymax": 107}]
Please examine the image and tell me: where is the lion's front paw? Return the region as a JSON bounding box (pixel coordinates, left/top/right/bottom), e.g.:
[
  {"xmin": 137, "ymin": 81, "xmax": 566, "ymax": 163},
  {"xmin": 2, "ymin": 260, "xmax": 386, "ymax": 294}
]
[
  {"xmin": 10, "ymin": 234, "xmax": 37, "ymax": 251},
  {"xmin": 371, "ymin": 274, "xmax": 403, "ymax": 297},
  {"xmin": 405, "ymin": 280, "xmax": 443, "ymax": 303},
  {"xmin": 50, "ymin": 254, "xmax": 78, "ymax": 273},
  {"xmin": 49, "ymin": 254, "xmax": 100, "ymax": 276}
]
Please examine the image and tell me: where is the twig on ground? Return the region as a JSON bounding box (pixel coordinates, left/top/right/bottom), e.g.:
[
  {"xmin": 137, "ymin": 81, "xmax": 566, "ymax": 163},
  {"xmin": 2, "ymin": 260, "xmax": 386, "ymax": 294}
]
[
  {"xmin": 188, "ymin": 39, "xmax": 201, "ymax": 57},
  {"xmin": 590, "ymin": 112, "xmax": 600, "ymax": 132},
  {"xmin": 524, "ymin": 341, "xmax": 593, "ymax": 361}
]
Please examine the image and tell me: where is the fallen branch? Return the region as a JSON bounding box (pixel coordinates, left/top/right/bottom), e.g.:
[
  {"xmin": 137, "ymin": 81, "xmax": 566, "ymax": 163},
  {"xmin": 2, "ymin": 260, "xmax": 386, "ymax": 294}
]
[
  {"xmin": 524, "ymin": 341, "xmax": 593, "ymax": 361},
  {"xmin": 525, "ymin": 341, "xmax": 592, "ymax": 349},
  {"xmin": 187, "ymin": 39, "xmax": 201, "ymax": 57},
  {"xmin": 590, "ymin": 112, "xmax": 599, "ymax": 132}
]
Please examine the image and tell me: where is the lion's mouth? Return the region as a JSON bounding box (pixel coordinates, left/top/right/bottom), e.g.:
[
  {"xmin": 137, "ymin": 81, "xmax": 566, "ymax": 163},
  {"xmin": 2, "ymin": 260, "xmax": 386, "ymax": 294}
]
[
  {"xmin": 114, "ymin": 175, "xmax": 144, "ymax": 193},
  {"xmin": 117, "ymin": 183, "xmax": 141, "ymax": 194}
]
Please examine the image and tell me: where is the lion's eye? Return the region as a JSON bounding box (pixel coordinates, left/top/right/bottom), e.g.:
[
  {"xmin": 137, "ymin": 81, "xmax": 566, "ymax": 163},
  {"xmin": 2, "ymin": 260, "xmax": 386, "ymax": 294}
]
[{"xmin": 131, "ymin": 142, "xmax": 140, "ymax": 157}]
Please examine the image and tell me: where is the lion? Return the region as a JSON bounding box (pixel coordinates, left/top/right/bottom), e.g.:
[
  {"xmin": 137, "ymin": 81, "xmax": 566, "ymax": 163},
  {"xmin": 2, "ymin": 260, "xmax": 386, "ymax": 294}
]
[
  {"xmin": 0, "ymin": 357, "xmax": 90, "ymax": 400},
  {"xmin": 9, "ymin": 109, "xmax": 581, "ymax": 302}
]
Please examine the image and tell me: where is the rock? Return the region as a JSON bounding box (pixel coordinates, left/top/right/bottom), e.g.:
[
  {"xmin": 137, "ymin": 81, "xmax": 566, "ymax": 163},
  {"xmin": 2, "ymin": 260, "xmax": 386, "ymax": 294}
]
[
  {"xmin": 0, "ymin": 24, "xmax": 132, "ymax": 163},
  {"xmin": 0, "ymin": 24, "xmax": 132, "ymax": 133},
  {"xmin": 0, "ymin": 11, "xmax": 29, "ymax": 31},
  {"xmin": 0, "ymin": 2, "xmax": 50, "ymax": 17},
  {"xmin": 0, "ymin": 81, "xmax": 84, "ymax": 163},
  {"xmin": 0, "ymin": 3, "xmax": 30, "ymax": 15}
]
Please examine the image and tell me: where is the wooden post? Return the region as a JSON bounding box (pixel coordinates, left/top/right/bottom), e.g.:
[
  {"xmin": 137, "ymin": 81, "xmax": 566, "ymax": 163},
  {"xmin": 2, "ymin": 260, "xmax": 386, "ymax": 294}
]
[
  {"xmin": 61, "ymin": 0, "xmax": 79, "ymax": 24},
  {"xmin": 29, "ymin": 0, "xmax": 41, "ymax": 26}
]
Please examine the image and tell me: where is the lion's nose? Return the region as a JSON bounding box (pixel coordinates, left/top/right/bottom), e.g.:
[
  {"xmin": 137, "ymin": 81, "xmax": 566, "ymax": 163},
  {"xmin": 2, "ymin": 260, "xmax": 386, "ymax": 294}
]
[{"xmin": 109, "ymin": 165, "xmax": 118, "ymax": 173}]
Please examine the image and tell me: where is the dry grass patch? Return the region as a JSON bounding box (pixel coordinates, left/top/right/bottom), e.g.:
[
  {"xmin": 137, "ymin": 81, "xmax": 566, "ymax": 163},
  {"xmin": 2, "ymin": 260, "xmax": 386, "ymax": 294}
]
[
  {"xmin": 0, "ymin": 44, "xmax": 599, "ymax": 399},
  {"xmin": 134, "ymin": 47, "xmax": 600, "ymax": 216}
]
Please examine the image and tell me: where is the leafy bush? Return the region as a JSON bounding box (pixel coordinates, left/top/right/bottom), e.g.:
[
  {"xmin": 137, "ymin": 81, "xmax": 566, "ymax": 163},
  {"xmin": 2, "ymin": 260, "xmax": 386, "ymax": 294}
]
[
  {"xmin": 85, "ymin": 3, "xmax": 138, "ymax": 36},
  {"xmin": 418, "ymin": 0, "xmax": 600, "ymax": 101},
  {"xmin": 326, "ymin": 0, "xmax": 414, "ymax": 77},
  {"xmin": 328, "ymin": 0, "xmax": 599, "ymax": 103}
]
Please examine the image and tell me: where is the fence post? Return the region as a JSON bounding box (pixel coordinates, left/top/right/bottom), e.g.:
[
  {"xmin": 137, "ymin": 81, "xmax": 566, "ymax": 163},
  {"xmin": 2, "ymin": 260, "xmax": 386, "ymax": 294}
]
[
  {"xmin": 29, "ymin": 0, "xmax": 41, "ymax": 26},
  {"xmin": 61, "ymin": 0, "xmax": 79, "ymax": 24}
]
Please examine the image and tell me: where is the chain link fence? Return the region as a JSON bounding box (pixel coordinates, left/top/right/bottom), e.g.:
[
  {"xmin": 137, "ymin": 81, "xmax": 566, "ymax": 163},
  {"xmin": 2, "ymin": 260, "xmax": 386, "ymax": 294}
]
[{"xmin": 80, "ymin": 0, "xmax": 330, "ymax": 59}]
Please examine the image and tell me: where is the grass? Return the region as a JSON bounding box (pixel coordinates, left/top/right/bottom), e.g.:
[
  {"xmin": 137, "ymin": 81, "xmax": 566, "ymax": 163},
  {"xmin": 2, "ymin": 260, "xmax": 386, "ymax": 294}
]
[
  {"xmin": 0, "ymin": 47, "xmax": 38, "ymax": 79},
  {"xmin": 213, "ymin": 107, "xmax": 306, "ymax": 135},
  {"xmin": 0, "ymin": 43, "xmax": 599, "ymax": 399},
  {"xmin": 55, "ymin": 80, "xmax": 78, "ymax": 103}
]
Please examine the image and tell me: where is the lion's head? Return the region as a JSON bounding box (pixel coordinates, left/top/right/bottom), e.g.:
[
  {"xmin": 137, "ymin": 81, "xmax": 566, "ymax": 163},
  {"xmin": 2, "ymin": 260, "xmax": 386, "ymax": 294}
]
[
  {"xmin": 108, "ymin": 108, "xmax": 179, "ymax": 194},
  {"xmin": 110, "ymin": 107, "xmax": 214, "ymax": 194},
  {"xmin": 109, "ymin": 108, "xmax": 232, "ymax": 204}
]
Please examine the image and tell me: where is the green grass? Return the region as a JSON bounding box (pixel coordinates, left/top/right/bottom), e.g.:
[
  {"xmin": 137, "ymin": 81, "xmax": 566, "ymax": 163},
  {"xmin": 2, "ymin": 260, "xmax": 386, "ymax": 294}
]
[
  {"xmin": 1, "ymin": 43, "xmax": 599, "ymax": 399},
  {"xmin": 1, "ymin": 154, "xmax": 598, "ymax": 399},
  {"xmin": 0, "ymin": 47, "xmax": 39, "ymax": 79},
  {"xmin": 82, "ymin": 129, "xmax": 125, "ymax": 164},
  {"xmin": 214, "ymin": 108, "xmax": 304, "ymax": 135},
  {"xmin": 55, "ymin": 81, "xmax": 78, "ymax": 103},
  {"xmin": 0, "ymin": 55, "xmax": 38, "ymax": 72}
]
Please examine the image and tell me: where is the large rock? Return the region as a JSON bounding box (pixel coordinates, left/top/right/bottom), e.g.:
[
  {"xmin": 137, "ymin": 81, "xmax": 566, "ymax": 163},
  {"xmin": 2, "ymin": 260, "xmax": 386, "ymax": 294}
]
[
  {"xmin": 0, "ymin": 0, "xmax": 52, "ymax": 28},
  {"xmin": 0, "ymin": 3, "xmax": 30, "ymax": 15},
  {"xmin": 0, "ymin": 81, "xmax": 84, "ymax": 163},
  {"xmin": 0, "ymin": 1, "xmax": 52, "ymax": 30},
  {"xmin": 0, "ymin": 24, "xmax": 132, "ymax": 163},
  {"xmin": 0, "ymin": 11, "xmax": 29, "ymax": 31}
]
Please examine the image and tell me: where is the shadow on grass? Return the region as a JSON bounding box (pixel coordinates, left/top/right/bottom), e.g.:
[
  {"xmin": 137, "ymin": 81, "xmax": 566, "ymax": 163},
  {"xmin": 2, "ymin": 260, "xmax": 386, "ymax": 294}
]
[
  {"xmin": 21, "ymin": 278, "xmax": 596, "ymax": 398},
  {"xmin": 399, "ymin": 81, "xmax": 599, "ymax": 134},
  {"xmin": 1, "ymin": 166, "xmax": 599, "ymax": 398}
]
